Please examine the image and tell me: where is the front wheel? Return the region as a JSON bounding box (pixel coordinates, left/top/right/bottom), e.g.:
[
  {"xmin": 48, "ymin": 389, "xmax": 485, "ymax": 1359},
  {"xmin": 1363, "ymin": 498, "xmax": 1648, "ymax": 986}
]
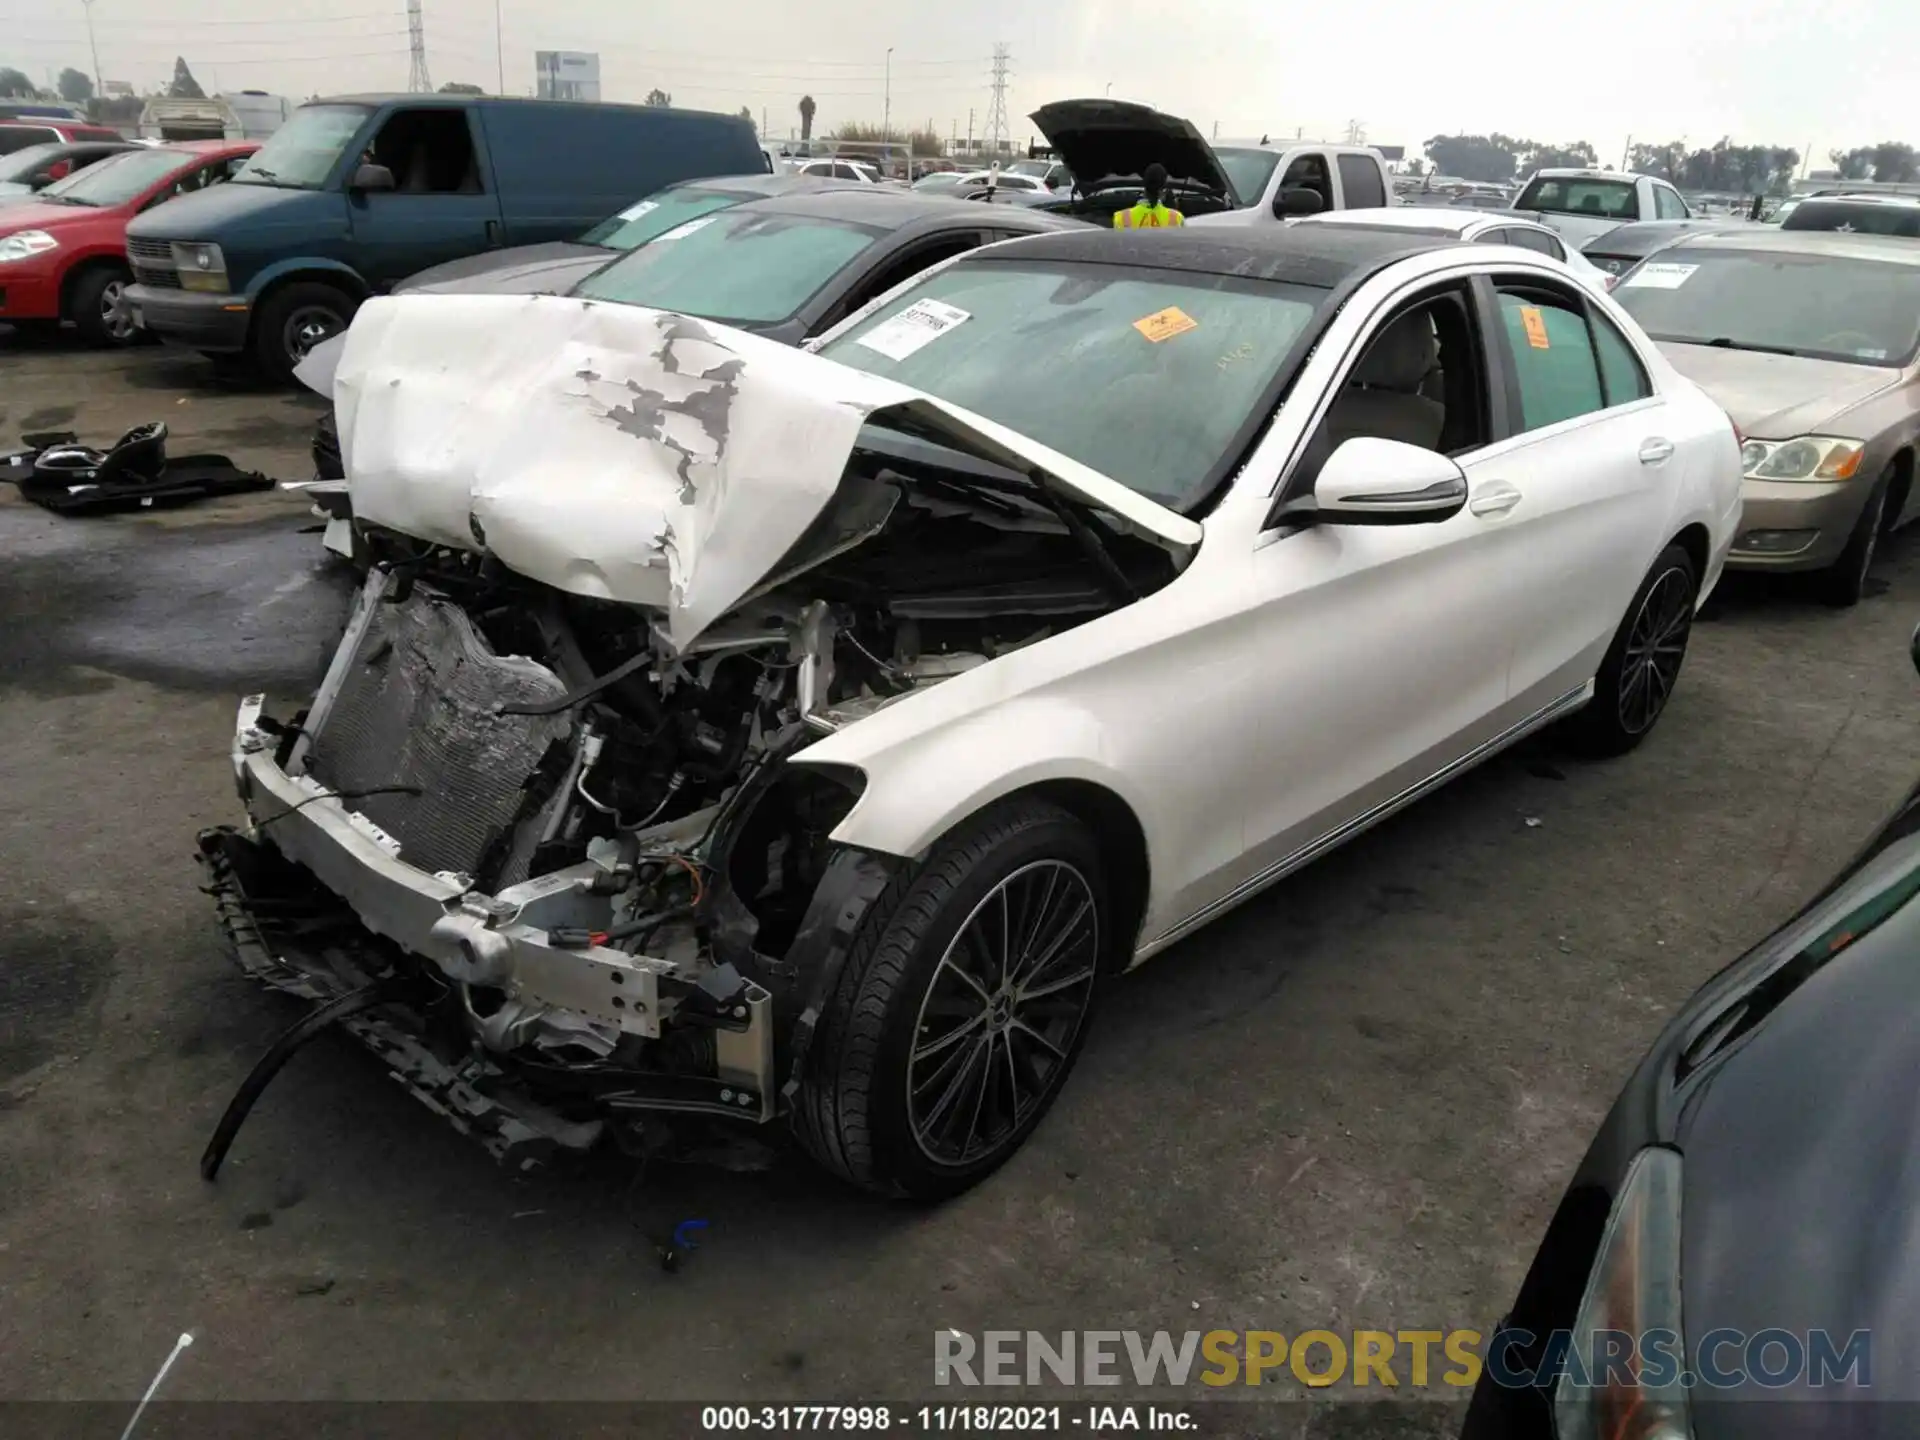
[
  {"xmin": 792, "ymin": 798, "xmax": 1106, "ymax": 1199},
  {"xmin": 66, "ymin": 265, "xmax": 139, "ymax": 347},
  {"xmin": 252, "ymin": 282, "xmax": 355, "ymax": 382},
  {"xmin": 1564, "ymin": 543, "xmax": 1698, "ymax": 757},
  {"xmin": 1815, "ymin": 471, "xmax": 1891, "ymax": 608}
]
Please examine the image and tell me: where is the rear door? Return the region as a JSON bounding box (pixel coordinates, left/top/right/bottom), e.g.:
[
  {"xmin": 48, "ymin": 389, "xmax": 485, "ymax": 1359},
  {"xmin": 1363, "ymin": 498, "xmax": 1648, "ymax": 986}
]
[{"xmin": 1471, "ymin": 273, "xmax": 1676, "ymax": 708}]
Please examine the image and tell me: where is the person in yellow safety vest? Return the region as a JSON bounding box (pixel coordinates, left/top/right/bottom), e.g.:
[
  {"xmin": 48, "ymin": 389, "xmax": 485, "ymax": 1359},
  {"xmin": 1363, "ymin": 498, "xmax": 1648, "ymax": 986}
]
[{"xmin": 1113, "ymin": 163, "xmax": 1185, "ymax": 229}]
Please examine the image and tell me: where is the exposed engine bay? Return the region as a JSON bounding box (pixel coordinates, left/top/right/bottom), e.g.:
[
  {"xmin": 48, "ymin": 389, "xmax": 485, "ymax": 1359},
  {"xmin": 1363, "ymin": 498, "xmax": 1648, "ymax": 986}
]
[{"xmin": 201, "ymin": 427, "xmax": 1180, "ymax": 1172}]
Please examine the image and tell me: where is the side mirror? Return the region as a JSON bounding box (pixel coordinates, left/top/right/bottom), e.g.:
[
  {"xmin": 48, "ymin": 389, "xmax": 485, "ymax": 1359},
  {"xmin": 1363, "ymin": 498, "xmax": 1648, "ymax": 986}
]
[
  {"xmin": 350, "ymin": 162, "xmax": 395, "ymax": 193},
  {"xmin": 1274, "ymin": 437, "xmax": 1468, "ymax": 527},
  {"xmin": 1273, "ymin": 186, "xmax": 1325, "ymax": 218}
]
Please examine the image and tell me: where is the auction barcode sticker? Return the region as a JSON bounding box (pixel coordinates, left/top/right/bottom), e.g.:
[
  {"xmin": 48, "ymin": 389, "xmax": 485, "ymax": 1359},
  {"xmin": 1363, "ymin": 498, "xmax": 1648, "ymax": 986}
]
[
  {"xmin": 616, "ymin": 199, "xmax": 660, "ymax": 222},
  {"xmin": 854, "ymin": 299, "xmax": 972, "ymax": 361},
  {"xmin": 1623, "ymin": 262, "xmax": 1697, "ymax": 290}
]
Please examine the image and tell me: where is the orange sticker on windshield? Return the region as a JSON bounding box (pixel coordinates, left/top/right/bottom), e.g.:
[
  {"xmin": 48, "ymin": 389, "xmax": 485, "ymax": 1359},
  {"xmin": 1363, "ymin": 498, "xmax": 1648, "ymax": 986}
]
[
  {"xmin": 1134, "ymin": 306, "xmax": 1199, "ymax": 343},
  {"xmin": 1519, "ymin": 305, "xmax": 1551, "ymax": 349}
]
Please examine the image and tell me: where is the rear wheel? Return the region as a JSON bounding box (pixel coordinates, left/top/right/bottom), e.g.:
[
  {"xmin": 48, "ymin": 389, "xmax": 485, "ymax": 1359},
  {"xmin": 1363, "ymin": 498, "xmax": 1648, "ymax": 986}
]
[
  {"xmin": 1815, "ymin": 470, "xmax": 1891, "ymax": 608},
  {"xmin": 1564, "ymin": 543, "xmax": 1698, "ymax": 757},
  {"xmin": 66, "ymin": 264, "xmax": 139, "ymax": 347},
  {"xmin": 792, "ymin": 798, "xmax": 1106, "ymax": 1199},
  {"xmin": 253, "ymin": 281, "xmax": 355, "ymax": 382}
]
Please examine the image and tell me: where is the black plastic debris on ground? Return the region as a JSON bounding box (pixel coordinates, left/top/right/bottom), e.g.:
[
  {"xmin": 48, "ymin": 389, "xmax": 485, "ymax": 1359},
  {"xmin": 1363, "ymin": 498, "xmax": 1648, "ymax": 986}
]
[{"xmin": 1, "ymin": 422, "xmax": 274, "ymax": 516}]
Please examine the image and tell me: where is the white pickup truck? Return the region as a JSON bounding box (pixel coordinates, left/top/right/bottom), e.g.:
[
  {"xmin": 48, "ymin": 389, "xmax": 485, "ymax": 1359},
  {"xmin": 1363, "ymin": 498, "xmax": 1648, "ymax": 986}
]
[
  {"xmin": 1025, "ymin": 99, "xmax": 1395, "ymax": 225},
  {"xmin": 1510, "ymin": 167, "xmax": 1694, "ymax": 245}
]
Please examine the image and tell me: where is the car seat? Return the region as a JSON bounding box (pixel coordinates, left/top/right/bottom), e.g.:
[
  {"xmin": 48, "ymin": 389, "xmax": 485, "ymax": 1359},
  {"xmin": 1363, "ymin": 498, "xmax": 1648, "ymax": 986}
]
[
  {"xmin": 1325, "ymin": 315, "xmax": 1445, "ymax": 452},
  {"xmin": 31, "ymin": 421, "xmax": 168, "ymax": 485}
]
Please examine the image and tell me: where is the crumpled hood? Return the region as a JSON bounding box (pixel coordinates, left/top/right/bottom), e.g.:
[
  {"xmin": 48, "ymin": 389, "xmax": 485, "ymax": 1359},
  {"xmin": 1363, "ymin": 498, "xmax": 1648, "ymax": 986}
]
[
  {"xmin": 1658, "ymin": 342, "xmax": 1901, "ymax": 438},
  {"xmin": 332, "ymin": 292, "xmax": 1198, "ymax": 652}
]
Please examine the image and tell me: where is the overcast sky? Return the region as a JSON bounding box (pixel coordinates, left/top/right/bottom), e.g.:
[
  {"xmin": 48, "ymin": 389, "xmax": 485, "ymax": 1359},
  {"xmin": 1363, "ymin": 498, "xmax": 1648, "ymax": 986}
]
[{"xmin": 4, "ymin": 0, "xmax": 1910, "ymax": 168}]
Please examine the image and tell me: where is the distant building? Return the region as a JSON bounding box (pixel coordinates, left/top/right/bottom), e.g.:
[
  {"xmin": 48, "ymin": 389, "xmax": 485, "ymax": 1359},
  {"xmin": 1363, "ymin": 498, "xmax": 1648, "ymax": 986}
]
[{"xmin": 534, "ymin": 52, "xmax": 601, "ymax": 103}]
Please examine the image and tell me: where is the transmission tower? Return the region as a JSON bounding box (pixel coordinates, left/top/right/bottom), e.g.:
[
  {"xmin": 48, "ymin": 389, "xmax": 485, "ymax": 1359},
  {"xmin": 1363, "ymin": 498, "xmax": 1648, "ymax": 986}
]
[
  {"xmin": 982, "ymin": 43, "xmax": 1011, "ymax": 154},
  {"xmin": 407, "ymin": 0, "xmax": 432, "ymax": 93}
]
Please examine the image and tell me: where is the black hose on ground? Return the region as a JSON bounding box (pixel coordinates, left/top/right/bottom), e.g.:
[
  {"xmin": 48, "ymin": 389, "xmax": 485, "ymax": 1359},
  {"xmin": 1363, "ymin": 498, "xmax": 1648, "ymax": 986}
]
[{"xmin": 199, "ymin": 981, "xmax": 400, "ymax": 1182}]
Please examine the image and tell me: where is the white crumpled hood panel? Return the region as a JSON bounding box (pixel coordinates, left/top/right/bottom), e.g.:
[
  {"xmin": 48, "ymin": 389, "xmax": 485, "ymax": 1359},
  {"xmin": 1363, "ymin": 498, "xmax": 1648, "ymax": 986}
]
[
  {"xmin": 334, "ymin": 293, "xmax": 915, "ymax": 650},
  {"xmin": 334, "ymin": 292, "xmax": 1198, "ymax": 651}
]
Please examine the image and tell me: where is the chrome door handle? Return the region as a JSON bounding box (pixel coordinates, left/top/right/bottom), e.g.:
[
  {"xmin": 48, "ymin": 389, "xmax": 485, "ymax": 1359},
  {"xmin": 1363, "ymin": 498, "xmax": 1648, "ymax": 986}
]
[
  {"xmin": 1639, "ymin": 437, "xmax": 1675, "ymax": 465},
  {"xmin": 1469, "ymin": 482, "xmax": 1522, "ymax": 517}
]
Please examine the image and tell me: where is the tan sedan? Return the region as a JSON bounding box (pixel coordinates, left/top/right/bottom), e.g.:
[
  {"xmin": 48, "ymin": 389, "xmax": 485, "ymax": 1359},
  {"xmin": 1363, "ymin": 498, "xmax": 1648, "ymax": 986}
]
[{"xmin": 1612, "ymin": 229, "xmax": 1920, "ymax": 605}]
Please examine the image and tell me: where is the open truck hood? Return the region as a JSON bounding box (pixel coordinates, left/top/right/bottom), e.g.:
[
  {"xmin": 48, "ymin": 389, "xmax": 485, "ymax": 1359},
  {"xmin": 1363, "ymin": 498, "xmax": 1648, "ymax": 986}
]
[
  {"xmin": 331, "ymin": 292, "xmax": 1199, "ymax": 653},
  {"xmin": 1028, "ymin": 99, "xmax": 1236, "ymax": 200}
]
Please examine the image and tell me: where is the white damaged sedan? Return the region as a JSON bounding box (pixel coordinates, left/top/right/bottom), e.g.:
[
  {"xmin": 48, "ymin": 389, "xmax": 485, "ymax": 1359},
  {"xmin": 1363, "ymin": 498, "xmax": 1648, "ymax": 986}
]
[{"xmin": 201, "ymin": 225, "xmax": 1740, "ymax": 1198}]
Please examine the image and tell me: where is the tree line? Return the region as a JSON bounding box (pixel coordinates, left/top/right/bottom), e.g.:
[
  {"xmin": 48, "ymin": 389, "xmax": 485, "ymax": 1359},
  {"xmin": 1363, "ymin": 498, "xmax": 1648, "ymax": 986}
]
[{"xmin": 1423, "ymin": 131, "xmax": 1920, "ymax": 192}]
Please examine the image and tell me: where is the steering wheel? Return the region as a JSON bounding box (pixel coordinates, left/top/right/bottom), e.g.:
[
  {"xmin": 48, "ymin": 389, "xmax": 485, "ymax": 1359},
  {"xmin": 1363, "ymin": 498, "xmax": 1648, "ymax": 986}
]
[{"xmin": 1815, "ymin": 330, "xmax": 1881, "ymax": 354}]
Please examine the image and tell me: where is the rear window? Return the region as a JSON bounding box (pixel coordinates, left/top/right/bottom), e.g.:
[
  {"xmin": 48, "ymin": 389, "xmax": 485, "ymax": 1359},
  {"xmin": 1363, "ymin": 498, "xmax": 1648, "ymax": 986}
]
[
  {"xmin": 572, "ymin": 207, "xmax": 882, "ymax": 325},
  {"xmin": 1517, "ymin": 177, "xmax": 1637, "ymax": 220},
  {"xmin": 1781, "ymin": 202, "xmax": 1920, "ymax": 238}
]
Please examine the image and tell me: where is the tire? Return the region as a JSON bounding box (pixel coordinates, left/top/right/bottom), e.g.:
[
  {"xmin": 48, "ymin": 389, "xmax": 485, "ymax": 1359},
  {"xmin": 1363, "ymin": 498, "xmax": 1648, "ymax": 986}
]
[
  {"xmin": 1564, "ymin": 543, "xmax": 1698, "ymax": 757},
  {"xmin": 66, "ymin": 264, "xmax": 138, "ymax": 347},
  {"xmin": 1815, "ymin": 472, "xmax": 1891, "ymax": 609},
  {"xmin": 252, "ymin": 281, "xmax": 356, "ymax": 382},
  {"xmin": 792, "ymin": 797, "xmax": 1107, "ymax": 1199}
]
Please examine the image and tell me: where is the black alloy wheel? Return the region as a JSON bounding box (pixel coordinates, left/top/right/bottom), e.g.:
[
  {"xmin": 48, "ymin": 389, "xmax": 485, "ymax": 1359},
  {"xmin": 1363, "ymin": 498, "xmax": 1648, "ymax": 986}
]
[
  {"xmin": 905, "ymin": 858, "xmax": 1099, "ymax": 1167},
  {"xmin": 1617, "ymin": 565, "xmax": 1693, "ymax": 738}
]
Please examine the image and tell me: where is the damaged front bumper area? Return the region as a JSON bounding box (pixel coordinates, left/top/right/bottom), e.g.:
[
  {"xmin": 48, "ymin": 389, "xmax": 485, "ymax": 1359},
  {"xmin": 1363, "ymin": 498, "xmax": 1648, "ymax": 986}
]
[{"xmin": 199, "ymin": 579, "xmax": 811, "ymax": 1173}]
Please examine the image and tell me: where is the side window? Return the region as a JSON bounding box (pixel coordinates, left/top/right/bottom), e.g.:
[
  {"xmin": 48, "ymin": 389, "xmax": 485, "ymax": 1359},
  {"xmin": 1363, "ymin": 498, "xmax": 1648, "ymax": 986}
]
[
  {"xmin": 1493, "ymin": 286, "xmax": 1607, "ymax": 432},
  {"xmin": 1653, "ymin": 186, "xmax": 1689, "ymax": 220},
  {"xmin": 1335, "ymin": 154, "xmax": 1386, "ymax": 209},
  {"xmin": 1290, "ymin": 282, "xmax": 1492, "ymax": 504},
  {"xmin": 1590, "ymin": 311, "xmax": 1652, "ymax": 405},
  {"xmin": 366, "ymin": 107, "xmax": 482, "ymax": 194},
  {"xmin": 833, "ymin": 163, "xmax": 861, "ymax": 180},
  {"xmin": 1279, "ymin": 152, "xmax": 1333, "ymax": 211}
]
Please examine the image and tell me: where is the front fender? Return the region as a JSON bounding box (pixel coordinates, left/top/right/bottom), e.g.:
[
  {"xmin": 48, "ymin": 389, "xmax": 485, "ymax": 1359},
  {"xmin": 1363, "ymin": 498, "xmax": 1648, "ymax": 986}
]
[
  {"xmin": 245, "ymin": 256, "xmax": 369, "ymax": 300},
  {"xmin": 797, "ymin": 696, "xmax": 1158, "ymax": 872}
]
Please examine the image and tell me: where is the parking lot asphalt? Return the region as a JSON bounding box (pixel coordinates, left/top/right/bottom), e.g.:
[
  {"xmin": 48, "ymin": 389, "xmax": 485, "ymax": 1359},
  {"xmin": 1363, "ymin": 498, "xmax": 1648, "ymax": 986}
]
[{"xmin": 2, "ymin": 331, "xmax": 1917, "ymax": 1415}]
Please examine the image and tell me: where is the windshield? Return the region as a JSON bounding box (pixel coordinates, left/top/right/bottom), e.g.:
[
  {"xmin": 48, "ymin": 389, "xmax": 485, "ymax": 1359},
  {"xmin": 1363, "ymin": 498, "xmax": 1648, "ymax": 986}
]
[
  {"xmin": 1614, "ymin": 247, "xmax": 1920, "ymax": 366},
  {"xmin": 817, "ymin": 261, "xmax": 1324, "ymax": 509},
  {"xmin": 1516, "ymin": 176, "xmax": 1636, "ymax": 219},
  {"xmin": 39, "ymin": 148, "xmax": 189, "ymax": 206},
  {"xmin": 1213, "ymin": 147, "xmax": 1280, "ymax": 206},
  {"xmin": 572, "ymin": 208, "xmax": 881, "ymax": 325},
  {"xmin": 577, "ymin": 188, "xmax": 754, "ymax": 250},
  {"xmin": 233, "ymin": 104, "xmax": 370, "ymax": 189}
]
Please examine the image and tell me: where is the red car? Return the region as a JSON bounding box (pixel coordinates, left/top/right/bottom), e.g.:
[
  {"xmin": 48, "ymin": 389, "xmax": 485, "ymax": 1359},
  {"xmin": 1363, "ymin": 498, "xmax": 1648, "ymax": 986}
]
[
  {"xmin": 0, "ymin": 118, "xmax": 128, "ymax": 156},
  {"xmin": 0, "ymin": 140, "xmax": 257, "ymax": 345}
]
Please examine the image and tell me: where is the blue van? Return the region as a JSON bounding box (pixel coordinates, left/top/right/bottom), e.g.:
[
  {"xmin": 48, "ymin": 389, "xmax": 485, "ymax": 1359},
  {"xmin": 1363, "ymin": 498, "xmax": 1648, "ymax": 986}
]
[{"xmin": 123, "ymin": 94, "xmax": 766, "ymax": 377}]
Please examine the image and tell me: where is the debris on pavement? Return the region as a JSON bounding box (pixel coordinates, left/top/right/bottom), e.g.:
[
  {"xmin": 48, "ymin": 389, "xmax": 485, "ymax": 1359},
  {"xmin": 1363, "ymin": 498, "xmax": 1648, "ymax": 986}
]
[{"xmin": 1, "ymin": 422, "xmax": 273, "ymax": 516}]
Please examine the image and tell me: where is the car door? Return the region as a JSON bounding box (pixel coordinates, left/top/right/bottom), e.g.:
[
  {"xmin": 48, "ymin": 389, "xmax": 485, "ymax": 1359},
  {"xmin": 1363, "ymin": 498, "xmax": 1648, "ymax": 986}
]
[
  {"xmin": 349, "ymin": 106, "xmax": 505, "ymax": 289},
  {"xmin": 1472, "ymin": 272, "xmax": 1675, "ymax": 711},
  {"xmin": 1233, "ymin": 276, "xmax": 1536, "ymax": 887}
]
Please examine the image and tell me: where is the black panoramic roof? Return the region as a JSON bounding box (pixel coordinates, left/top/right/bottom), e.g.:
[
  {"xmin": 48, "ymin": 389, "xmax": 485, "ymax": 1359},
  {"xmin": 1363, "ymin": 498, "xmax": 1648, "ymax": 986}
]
[{"xmin": 962, "ymin": 223, "xmax": 1458, "ymax": 287}]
